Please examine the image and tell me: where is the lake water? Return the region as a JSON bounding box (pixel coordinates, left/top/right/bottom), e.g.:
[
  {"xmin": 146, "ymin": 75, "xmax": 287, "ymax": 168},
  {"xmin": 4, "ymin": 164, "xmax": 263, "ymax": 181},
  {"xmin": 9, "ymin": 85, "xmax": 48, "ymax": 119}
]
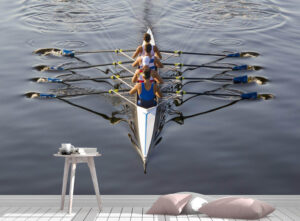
[{"xmin": 1, "ymin": 0, "xmax": 300, "ymax": 195}]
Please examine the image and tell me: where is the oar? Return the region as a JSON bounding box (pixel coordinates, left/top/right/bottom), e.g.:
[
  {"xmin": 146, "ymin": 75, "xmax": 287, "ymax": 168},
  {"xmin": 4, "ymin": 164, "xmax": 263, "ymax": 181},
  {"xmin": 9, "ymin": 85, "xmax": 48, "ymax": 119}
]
[
  {"xmin": 34, "ymin": 48, "xmax": 260, "ymax": 58},
  {"xmin": 163, "ymin": 63, "xmax": 261, "ymax": 71},
  {"xmin": 178, "ymin": 91, "xmax": 275, "ymax": 100},
  {"xmin": 34, "ymin": 61, "xmax": 132, "ymax": 72},
  {"xmin": 160, "ymin": 50, "xmax": 259, "ymax": 58},
  {"xmin": 34, "ymin": 48, "xmax": 135, "ymax": 57},
  {"xmin": 172, "ymin": 90, "xmax": 260, "ymax": 100},
  {"xmin": 35, "ymin": 74, "xmax": 267, "ymax": 86},
  {"xmin": 34, "ymin": 75, "xmax": 133, "ymax": 83},
  {"xmin": 25, "ymin": 89, "xmax": 130, "ymax": 99},
  {"xmin": 62, "ymin": 49, "xmax": 136, "ymax": 57},
  {"xmin": 171, "ymin": 75, "xmax": 268, "ymax": 85},
  {"xmin": 163, "ymin": 75, "xmax": 250, "ymax": 84}
]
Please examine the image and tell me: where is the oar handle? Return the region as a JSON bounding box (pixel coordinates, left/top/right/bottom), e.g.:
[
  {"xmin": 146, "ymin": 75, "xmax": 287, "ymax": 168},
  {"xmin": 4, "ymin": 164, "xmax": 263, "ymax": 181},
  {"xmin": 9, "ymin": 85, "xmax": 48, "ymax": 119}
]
[
  {"xmin": 233, "ymin": 75, "xmax": 248, "ymax": 83},
  {"xmin": 39, "ymin": 93, "xmax": 57, "ymax": 98},
  {"xmin": 47, "ymin": 78, "xmax": 63, "ymax": 83},
  {"xmin": 240, "ymin": 92, "xmax": 258, "ymax": 99},
  {"xmin": 62, "ymin": 49, "xmax": 75, "ymax": 57},
  {"xmin": 226, "ymin": 53, "xmax": 241, "ymax": 57},
  {"xmin": 161, "ymin": 50, "xmax": 225, "ymax": 57},
  {"xmin": 232, "ymin": 65, "xmax": 249, "ymax": 71}
]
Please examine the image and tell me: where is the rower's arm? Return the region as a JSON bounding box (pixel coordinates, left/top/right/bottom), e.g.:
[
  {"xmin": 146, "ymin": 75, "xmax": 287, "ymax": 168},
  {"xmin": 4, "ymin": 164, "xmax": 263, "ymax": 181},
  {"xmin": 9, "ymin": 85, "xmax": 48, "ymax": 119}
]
[
  {"xmin": 129, "ymin": 84, "xmax": 139, "ymax": 95},
  {"xmin": 155, "ymin": 58, "xmax": 163, "ymax": 68},
  {"xmin": 132, "ymin": 58, "xmax": 140, "ymax": 67},
  {"xmin": 154, "ymin": 84, "xmax": 163, "ymax": 98},
  {"xmin": 152, "ymin": 71, "xmax": 164, "ymax": 84},
  {"xmin": 153, "ymin": 45, "xmax": 162, "ymax": 59},
  {"xmin": 132, "ymin": 70, "xmax": 139, "ymax": 83},
  {"xmin": 132, "ymin": 46, "xmax": 142, "ymax": 59}
]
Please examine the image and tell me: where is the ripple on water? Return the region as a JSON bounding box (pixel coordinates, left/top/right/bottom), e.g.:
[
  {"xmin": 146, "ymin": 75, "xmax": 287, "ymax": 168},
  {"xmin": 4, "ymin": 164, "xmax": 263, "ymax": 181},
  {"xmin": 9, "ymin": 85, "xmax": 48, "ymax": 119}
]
[
  {"xmin": 25, "ymin": 37, "xmax": 88, "ymax": 50},
  {"xmin": 209, "ymin": 38, "xmax": 244, "ymax": 47},
  {"xmin": 17, "ymin": 0, "xmax": 131, "ymax": 33},
  {"xmin": 54, "ymin": 40, "xmax": 87, "ymax": 49},
  {"xmin": 164, "ymin": 0, "xmax": 285, "ymax": 32}
]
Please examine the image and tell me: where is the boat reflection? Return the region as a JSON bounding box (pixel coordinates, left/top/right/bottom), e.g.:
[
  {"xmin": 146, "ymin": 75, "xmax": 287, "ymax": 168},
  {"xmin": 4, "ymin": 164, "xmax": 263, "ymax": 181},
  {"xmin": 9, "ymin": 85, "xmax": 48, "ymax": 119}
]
[{"xmin": 27, "ymin": 83, "xmax": 254, "ymax": 173}]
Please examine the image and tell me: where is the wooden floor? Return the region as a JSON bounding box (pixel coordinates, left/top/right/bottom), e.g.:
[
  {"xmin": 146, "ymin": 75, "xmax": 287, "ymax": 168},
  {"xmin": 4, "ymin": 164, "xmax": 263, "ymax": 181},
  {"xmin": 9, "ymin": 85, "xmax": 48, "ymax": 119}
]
[{"xmin": 0, "ymin": 195, "xmax": 300, "ymax": 221}]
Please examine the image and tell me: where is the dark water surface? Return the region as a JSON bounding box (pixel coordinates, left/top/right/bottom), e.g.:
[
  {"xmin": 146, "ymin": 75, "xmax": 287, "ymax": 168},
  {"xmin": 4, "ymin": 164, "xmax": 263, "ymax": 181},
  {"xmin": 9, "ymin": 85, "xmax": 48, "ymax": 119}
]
[{"xmin": 1, "ymin": 0, "xmax": 300, "ymax": 194}]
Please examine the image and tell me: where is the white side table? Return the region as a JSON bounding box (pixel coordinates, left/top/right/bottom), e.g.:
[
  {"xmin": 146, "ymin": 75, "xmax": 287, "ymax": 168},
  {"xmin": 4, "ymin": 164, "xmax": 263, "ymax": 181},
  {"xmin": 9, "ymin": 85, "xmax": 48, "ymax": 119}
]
[{"xmin": 54, "ymin": 151, "xmax": 102, "ymax": 214}]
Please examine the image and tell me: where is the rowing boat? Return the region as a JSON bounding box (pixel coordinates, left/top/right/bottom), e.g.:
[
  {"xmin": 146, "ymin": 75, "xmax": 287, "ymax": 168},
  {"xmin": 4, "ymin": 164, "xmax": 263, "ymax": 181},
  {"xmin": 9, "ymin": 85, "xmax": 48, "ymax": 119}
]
[
  {"xmin": 135, "ymin": 28, "xmax": 159, "ymax": 168},
  {"xmin": 98, "ymin": 28, "xmax": 165, "ymax": 172}
]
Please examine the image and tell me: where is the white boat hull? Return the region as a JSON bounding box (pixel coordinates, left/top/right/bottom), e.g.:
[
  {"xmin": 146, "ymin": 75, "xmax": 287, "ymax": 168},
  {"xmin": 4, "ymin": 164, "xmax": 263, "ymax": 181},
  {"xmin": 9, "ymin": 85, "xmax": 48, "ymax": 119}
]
[{"xmin": 136, "ymin": 105, "xmax": 157, "ymax": 160}]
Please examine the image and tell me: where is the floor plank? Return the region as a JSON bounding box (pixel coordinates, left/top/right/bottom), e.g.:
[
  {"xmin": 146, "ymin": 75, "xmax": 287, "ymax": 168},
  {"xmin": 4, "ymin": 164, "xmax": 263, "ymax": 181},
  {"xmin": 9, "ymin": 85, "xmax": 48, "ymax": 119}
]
[
  {"xmin": 277, "ymin": 208, "xmax": 295, "ymax": 221},
  {"xmin": 95, "ymin": 217, "xmax": 109, "ymax": 221},
  {"xmin": 287, "ymin": 207, "xmax": 300, "ymax": 219},
  {"xmin": 120, "ymin": 207, "xmax": 132, "ymax": 218},
  {"xmin": 198, "ymin": 214, "xmax": 212, "ymax": 221},
  {"xmin": 153, "ymin": 214, "xmax": 166, "ymax": 221},
  {"xmin": 26, "ymin": 207, "xmax": 51, "ymax": 221},
  {"xmin": 109, "ymin": 207, "xmax": 122, "ymax": 218},
  {"xmin": 97, "ymin": 207, "xmax": 112, "ymax": 218},
  {"xmin": 187, "ymin": 215, "xmax": 201, "ymax": 221},
  {"xmin": 1, "ymin": 196, "xmax": 300, "ymax": 221},
  {"xmin": 84, "ymin": 207, "xmax": 99, "ymax": 221},
  {"xmin": 1, "ymin": 207, "xmax": 20, "ymax": 218},
  {"xmin": 165, "ymin": 215, "xmax": 178, "ymax": 221},
  {"xmin": 71, "ymin": 207, "xmax": 89, "ymax": 221},
  {"xmin": 271, "ymin": 209, "xmax": 285, "ymax": 221},
  {"xmin": 106, "ymin": 217, "xmax": 119, "ymax": 221},
  {"xmin": 132, "ymin": 207, "xmax": 143, "ymax": 218},
  {"xmin": 42, "ymin": 207, "xmax": 60, "ymax": 219}
]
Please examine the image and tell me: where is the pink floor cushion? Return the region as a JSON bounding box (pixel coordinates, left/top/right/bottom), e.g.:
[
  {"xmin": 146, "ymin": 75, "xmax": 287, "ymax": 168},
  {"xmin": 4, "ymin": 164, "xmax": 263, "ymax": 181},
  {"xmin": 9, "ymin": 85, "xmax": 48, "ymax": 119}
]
[
  {"xmin": 177, "ymin": 192, "xmax": 212, "ymax": 214},
  {"xmin": 146, "ymin": 193, "xmax": 192, "ymax": 215},
  {"xmin": 198, "ymin": 196, "xmax": 275, "ymax": 220}
]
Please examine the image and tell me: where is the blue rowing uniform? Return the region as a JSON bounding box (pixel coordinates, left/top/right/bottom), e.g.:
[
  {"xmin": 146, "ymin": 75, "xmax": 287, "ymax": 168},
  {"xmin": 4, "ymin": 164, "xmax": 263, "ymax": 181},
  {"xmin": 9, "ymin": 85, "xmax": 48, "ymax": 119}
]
[{"xmin": 138, "ymin": 83, "xmax": 157, "ymax": 108}]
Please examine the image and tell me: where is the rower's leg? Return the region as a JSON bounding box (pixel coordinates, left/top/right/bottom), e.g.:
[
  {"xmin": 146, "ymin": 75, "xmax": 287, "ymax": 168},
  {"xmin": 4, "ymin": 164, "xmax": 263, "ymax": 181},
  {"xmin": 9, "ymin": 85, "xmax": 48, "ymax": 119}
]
[{"xmin": 88, "ymin": 157, "xmax": 102, "ymax": 211}]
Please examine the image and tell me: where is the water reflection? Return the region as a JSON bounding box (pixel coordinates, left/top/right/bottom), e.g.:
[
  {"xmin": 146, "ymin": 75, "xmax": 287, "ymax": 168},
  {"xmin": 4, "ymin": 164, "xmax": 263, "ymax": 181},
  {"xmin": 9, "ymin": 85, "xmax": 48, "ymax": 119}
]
[
  {"xmin": 18, "ymin": 0, "xmax": 131, "ymax": 32},
  {"xmin": 161, "ymin": 0, "xmax": 285, "ymax": 32}
]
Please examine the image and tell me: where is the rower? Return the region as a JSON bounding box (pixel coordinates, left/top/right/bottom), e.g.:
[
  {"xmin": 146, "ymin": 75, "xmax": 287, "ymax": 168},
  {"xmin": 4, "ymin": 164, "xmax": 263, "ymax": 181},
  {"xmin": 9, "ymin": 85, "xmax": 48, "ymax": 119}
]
[
  {"xmin": 129, "ymin": 69, "xmax": 162, "ymax": 108},
  {"xmin": 132, "ymin": 33, "xmax": 162, "ymax": 59},
  {"xmin": 132, "ymin": 44, "xmax": 163, "ymax": 84},
  {"xmin": 132, "ymin": 66, "xmax": 155, "ymax": 83}
]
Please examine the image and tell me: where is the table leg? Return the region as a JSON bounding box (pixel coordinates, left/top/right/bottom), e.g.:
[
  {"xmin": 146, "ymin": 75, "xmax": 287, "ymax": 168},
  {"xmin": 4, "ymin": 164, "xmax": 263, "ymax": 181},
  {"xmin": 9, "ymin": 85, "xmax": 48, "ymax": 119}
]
[
  {"xmin": 61, "ymin": 158, "xmax": 70, "ymax": 210},
  {"xmin": 88, "ymin": 157, "xmax": 102, "ymax": 211},
  {"xmin": 68, "ymin": 158, "xmax": 77, "ymax": 214}
]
